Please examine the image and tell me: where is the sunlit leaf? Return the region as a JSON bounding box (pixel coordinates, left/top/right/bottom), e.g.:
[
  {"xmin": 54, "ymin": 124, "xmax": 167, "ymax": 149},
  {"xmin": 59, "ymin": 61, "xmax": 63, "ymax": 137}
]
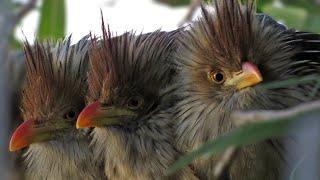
[{"xmin": 38, "ymin": 0, "xmax": 66, "ymax": 41}]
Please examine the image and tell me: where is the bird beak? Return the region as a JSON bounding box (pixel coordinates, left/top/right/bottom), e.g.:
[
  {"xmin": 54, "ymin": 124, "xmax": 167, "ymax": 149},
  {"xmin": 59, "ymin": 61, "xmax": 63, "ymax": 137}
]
[
  {"xmin": 225, "ymin": 62, "xmax": 263, "ymax": 90},
  {"xmin": 9, "ymin": 119, "xmax": 70, "ymax": 152},
  {"xmin": 76, "ymin": 102, "xmax": 137, "ymax": 129}
]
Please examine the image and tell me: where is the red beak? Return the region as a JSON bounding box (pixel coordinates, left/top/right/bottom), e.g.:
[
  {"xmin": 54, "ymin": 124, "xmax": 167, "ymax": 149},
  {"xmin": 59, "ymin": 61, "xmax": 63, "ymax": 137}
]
[
  {"xmin": 9, "ymin": 120, "xmax": 36, "ymax": 152},
  {"xmin": 76, "ymin": 102, "xmax": 102, "ymax": 129},
  {"xmin": 9, "ymin": 117, "xmax": 70, "ymax": 152},
  {"xmin": 76, "ymin": 101, "xmax": 137, "ymax": 129}
]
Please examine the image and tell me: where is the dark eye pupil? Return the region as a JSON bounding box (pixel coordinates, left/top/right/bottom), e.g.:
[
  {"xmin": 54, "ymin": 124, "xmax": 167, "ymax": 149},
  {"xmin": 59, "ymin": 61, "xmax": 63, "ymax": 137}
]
[
  {"xmin": 129, "ymin": 99, "xmax": 139, "ymax": 107},
  {"xmin": 214, "ymin": 73, "xmax": 224, "ymax": 82},
  {"xmin": 65, "ymin": 111, "xmax": 75, "ymax": 119}
]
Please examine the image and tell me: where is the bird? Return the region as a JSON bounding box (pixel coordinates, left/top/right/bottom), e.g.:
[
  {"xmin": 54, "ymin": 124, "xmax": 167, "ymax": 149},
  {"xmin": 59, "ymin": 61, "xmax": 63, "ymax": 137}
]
[
  {"xmin": 76, "ymin": 22, "xmax": 199, "ymax": 180},
  {"xmin": 9, "ymin": 37, "xmax": 105, "ymax": 180},
  {"xmin": 172, "ymin": 0, "xmax": 320, "ymax": 179}
]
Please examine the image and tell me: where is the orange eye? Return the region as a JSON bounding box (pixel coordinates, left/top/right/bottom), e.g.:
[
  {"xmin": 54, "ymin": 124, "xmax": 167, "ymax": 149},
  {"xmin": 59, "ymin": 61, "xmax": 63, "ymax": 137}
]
[{"xmin": 208, "ymin": 71, "xmax": 225, "ymax": 84}]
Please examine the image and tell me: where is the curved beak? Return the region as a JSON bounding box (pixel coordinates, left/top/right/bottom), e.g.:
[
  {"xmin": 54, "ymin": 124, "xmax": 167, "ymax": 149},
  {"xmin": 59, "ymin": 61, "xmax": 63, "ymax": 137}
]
[
  {"xmin": 9, "ymin": 119, "xmax": 70, "ymax": 152},
  {"xmin": 225, "ymin": 62, "xmax": 263, "ymax": 90},
  {"xmin": 76, "ymin": 101, "xmax": 137, "ymax": 129}
]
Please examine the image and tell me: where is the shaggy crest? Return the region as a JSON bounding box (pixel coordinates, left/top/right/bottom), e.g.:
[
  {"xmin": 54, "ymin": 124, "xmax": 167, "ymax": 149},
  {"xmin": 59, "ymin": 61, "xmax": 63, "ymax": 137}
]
[
  {"xmin": 17, "ymin": 36, "xmax": 106, "ymax": 180},
  {"xmin": 174, "ymin": 0, "xmax": 320, "ymax": 101},
  {"xmin": 87, "ymin": 20, "xmax": 178, "ymax": 103},
  {"xmin": 173, "ymin": 0, "xmax": 320, "ymax": 179},
  {"xmin": 83, "ymin": 19, "xmax": 200, "ymax": 179},
  {"xmin": 178, "ymin": 0, "xmax": 296, "ymax": 73},
  {"xmin": 21, "ymin": 36, "xmax": 90, "ymax": 120}
]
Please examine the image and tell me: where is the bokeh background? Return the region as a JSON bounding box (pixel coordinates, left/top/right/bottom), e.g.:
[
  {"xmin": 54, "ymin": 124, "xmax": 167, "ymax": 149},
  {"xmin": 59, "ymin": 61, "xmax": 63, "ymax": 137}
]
[
  {"xmin": 1, "ymin": 0, "xmax": 320, "ymax": 179},
  {"xmin": 13, "ymin": 0, "xmax": 320, "ymax": 44}
]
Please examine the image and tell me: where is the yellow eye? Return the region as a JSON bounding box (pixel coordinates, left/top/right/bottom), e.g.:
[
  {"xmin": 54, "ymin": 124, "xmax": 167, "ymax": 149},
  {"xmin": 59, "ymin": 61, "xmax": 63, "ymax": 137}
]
[{"xmin": 208, "ymin": 71, "xmax": 225, "ymax": 84}]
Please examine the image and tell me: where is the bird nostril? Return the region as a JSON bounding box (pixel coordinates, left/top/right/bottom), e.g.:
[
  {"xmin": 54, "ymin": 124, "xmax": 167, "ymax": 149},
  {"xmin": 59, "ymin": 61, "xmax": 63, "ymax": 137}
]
[{"xmin": 235, "ymin": 70, "xmax": 243, "ymax": 76}]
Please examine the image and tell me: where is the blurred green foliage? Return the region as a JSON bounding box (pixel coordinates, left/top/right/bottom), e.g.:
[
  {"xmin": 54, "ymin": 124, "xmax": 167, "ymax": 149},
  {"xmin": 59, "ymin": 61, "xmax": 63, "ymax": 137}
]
[
  {"xmin": 156, "ymin": 0, "xmax": 320, "ymax": 32},
  {"xmin": 156, "ymin": 0, "xmax": 191, "ymax": 6},
  {"xmin": 168, "ymin": 75, "xmax": 320, "ymax": 174},
  {"xmin": 168, "ymin": 115, "xmax": 293, "ymax": 174},
  {"xmin": 38, "ymin": 0, "xmax": 66, "ymax": 41},
  {"xmin": 10, "ymin": 0, "xmax": 66, "ymax": 48},
  {"xmin": 155, "ymin": 0, "xmax": 210, "ymax": 6},
  {"xmin": 263, "ymin": 0, "xmax": 320, "ymax": 32},
  {"xmin": 159, "ymin": 0, "xmax": 320, "ymax": 176}
]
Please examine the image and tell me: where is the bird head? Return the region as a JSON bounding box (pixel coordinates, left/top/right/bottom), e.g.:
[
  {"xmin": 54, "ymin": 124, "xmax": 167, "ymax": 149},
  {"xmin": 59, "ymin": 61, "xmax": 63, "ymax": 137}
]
[
  {"xmin": 9, "ymin": 37, "xmax": 89, "ymax": 152},
  {"xmin": 176, "ymin": 0, "xmax": 310, "ymax": 110},
  {"xmin": 76, "ymin": 24, "xmax": 177, "ymax": 130}
]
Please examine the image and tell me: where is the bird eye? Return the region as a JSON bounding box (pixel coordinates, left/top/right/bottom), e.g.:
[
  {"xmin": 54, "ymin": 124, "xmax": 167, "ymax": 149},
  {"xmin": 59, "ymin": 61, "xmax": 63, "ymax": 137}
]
[
  {"xmin": 63, "ymin": 109, "xmax": 77, "ymax": 120},
  {"xmin": 208, "ymin": 71, "xmax": 225, "ymax": 84},
  {"xmin": 127, "ymin": 96, "xmax": 144, "ymax": 110}
]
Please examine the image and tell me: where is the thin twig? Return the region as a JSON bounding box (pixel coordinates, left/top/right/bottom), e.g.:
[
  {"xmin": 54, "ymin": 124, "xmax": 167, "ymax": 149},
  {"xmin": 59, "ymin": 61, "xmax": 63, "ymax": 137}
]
[
  {"xmin": 178, "ymin": 0, "xmax": 202, "ymax": 27},
  {"xmin": 16, "ymin": 0, "xmax": 37, "ymax": 22},
  {"xmin": 214, "ymin": 146, "xmax": 238, "ymax": 180},
  {"xmin": 232, "ymin": 100, "xmax": 320, "ymax": 127},
  {"xmin": 0, "ymin": 0, "xmax": 34, "ymax": 178}
]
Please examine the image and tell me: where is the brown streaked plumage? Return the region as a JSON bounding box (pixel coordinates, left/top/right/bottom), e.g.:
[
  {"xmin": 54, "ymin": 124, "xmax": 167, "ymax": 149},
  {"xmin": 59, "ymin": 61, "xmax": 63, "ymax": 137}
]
[
  {"xmin": 173, "ymin": 0, "xmax": 320, "ymax": 179},
  {"xmin": 77, "ymin": 23, "xmax": 198, "ymax": 180},
  {"xmin": 9, "ymin": 37, "xmax": 105, "ymax": 180}
]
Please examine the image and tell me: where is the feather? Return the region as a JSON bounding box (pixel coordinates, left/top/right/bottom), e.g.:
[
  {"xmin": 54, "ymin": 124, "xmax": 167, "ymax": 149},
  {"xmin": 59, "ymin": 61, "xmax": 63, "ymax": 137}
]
[
  {"xmin": 22, "ymin": 36, "xmax": 89, "ymax": 119},
  {"xmin": 18, "ymin": 36, "xmax": 105, "ymax": 179},
  {"xmin": 173, "ymin": 0, "xmax": 320, "ymax": 179},
  {"xmin": 85, "ymin": 19, "xmax": 199, "ymax": 179}
]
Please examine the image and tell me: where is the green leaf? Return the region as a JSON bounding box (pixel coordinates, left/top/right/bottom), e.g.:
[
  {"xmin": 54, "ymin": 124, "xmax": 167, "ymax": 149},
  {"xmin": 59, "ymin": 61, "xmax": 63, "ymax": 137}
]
[
  {"xmin": 167, "ymin": 105, "xmax": 320, "ymax": 175},
  {"xmin": 256, "ymin": 0, "xmax": 272, "ymax": 13},
  {"xmin": 281, "ymin": 0, "xmax": 320, "ymax": 14},
  {"xmin": 37, "ymin": 0, "xmax": 66, "ymax": 41},
  {"xmin": 259, "ymin": 75, "xmax": 320, "ymax": 90},
  {"xmin": 261, "ymin": 0, "xmax": 320, "ymax": 33},
  {"xmin": 167, "ymin": 75, "xmax": 320, "ymax": 174},
  {"xmin": 155, "ymin": 0, "xmax": 191, "ymax": 7},
  {"xmin": 262, "ymin": 4, "xmax": 308, "ymax": 30},
  {"xmin": 303, "ymin": 14, "xmax": 320, "ymax": 33},
  {"xmin": 9, "ymin": 34, "xmax": 22, "ymax": 49},
  {"xmin": 167, "ymin": 119, "xmax": 293, "ymax": 174}
]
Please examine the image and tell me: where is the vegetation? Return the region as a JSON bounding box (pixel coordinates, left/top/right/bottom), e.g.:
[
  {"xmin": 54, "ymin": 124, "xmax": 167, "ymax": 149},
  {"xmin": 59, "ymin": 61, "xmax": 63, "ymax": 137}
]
[{"xmin": 3, "ymin": 0, "xmax": 320, "ymax": 178}]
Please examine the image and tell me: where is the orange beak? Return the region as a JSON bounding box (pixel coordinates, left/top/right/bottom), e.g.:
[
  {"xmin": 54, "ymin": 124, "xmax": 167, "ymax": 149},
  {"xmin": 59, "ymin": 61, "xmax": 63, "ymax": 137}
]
[
  {"xmin": 9, "ymin": 118, "xmax": 70, "ymax": 152},
  {"xmin": 76, "ymin": 101, "xmax": 137, "ymax": 129},
  {"xmin": 9, "ymin": 120, "xmax": 35, "ymax": 152},
  {"xmin": 226, "ymin": 62, "xmax": 263, "ymax": 90},
  {"xmin": 76, "ymin": 102, "xmax": 103, "ymax": 128}
]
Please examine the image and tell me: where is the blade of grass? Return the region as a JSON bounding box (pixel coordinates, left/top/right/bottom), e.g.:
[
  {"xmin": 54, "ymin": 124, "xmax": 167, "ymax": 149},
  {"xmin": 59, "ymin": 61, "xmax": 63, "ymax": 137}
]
[
  {"xmin": 167, "ymin": 109, "xmax": 320, "ymax": 174},
  {"xmin": 259, "ymin": 75, "xmax": 320, "ymax": 90},
  {"xmin": 38, "ymin": 0, "xmax": 65, "ymax": 41}
]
